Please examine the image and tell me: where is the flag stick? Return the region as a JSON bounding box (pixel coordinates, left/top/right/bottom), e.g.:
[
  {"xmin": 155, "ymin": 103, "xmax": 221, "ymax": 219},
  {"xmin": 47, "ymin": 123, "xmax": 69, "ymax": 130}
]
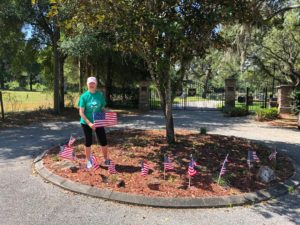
[
  {"xmin": 164, "ymin": 167, "xmax": 166, "ymax": 180},
  {"xmin": 217, "ymin": 174, "xmax": 221, "ymax": 185},
  {"xmin": 188, "ymin": 176, "xmax": 191, "ymax": 188}
]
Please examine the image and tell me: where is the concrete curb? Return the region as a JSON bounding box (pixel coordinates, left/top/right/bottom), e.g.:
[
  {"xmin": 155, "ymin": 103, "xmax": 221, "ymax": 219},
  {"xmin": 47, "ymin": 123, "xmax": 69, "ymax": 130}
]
[{"xmin": 34, "ymin": 148, "xmax": 300, "ymax": 208}]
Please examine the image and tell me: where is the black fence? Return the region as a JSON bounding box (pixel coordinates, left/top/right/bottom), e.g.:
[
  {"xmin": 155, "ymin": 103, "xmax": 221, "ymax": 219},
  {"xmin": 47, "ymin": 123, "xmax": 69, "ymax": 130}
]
[
  {"xmin": 0, "ymin": 91, "xmax": 4, "ymax": 121},
  {"xmin": 108, "ymin": 87, "xmax": 139, "ymax": 109},
  {"xmin": 150, "ymin": 80, "xmax": 224, "ymax": 111},
  {"xmin": 236, "ymin": 87, "xmax": 278, "ymax": 112}
]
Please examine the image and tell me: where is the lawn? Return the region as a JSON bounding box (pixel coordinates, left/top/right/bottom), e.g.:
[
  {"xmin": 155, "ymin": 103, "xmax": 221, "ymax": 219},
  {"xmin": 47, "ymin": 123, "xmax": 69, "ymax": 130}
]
[{"xmin": 0, "ymin": 90, "xmax": 80, "ymax": 112}]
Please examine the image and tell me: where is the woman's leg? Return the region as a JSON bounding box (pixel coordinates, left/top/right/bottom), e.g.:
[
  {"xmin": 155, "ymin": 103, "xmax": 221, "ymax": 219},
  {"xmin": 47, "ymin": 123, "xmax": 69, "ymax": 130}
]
[
  {"xmin": 81, "ymin": 124, "xmax": 93, "ymax": 160},
  {"xmin": 95, "ymin": 127, "xmax": 108, "ymax": 160}
]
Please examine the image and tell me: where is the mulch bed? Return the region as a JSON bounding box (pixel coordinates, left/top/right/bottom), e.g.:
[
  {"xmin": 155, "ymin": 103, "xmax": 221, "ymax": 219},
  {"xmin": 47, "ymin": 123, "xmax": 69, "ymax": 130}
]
[{"xmin": 43, "ymin": 129, "xmax": 294, "ymax": 198}]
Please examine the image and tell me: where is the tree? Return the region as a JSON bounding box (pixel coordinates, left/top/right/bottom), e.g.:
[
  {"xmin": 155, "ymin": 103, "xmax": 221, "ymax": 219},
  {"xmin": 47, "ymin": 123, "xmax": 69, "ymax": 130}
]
[
  {"xmin": 61, "ymin": 0, "xmax": 298, "ymax": 143},
  {"xmin": 249, "ymin": 9, "xmax": 300, "ymax": 87},
  {"xmin": 0, "ymin": 0, "xmax": 24, "ymax": 89},
  {"xmin": 16, "ymin": 0, "xmax": 68, "ymax": 113}
]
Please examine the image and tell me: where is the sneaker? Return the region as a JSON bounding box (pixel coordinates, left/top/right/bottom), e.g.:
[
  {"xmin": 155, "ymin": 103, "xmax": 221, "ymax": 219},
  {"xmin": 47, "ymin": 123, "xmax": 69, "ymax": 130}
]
[
  {"xmin": 86, "ymin": 160, "xmax": 93, "ymax": 169},
  {"xmin": 103, "ymin": 159, "xmax": 110, "ymax": 167}
]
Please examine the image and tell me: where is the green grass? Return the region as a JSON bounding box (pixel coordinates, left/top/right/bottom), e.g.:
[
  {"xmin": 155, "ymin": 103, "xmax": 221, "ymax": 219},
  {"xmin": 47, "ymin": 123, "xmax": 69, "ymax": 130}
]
[
  {"xmin": 235, "ymin": 101, "xmax": 265, "ymax": 112},
  {"xmin": 0, "ymin": 90, "xmax": 80, "ymax": 112}
]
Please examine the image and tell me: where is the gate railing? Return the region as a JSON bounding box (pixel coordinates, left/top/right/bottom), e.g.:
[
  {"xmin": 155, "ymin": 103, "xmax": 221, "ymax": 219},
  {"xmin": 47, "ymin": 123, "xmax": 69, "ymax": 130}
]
[
  {"xmin": 236, "ymin": 87, "xmax": 277, "ymax": 112},
  {"xmin": 150, "ymin": 87, "xmax": 224, "ymax": 111}
]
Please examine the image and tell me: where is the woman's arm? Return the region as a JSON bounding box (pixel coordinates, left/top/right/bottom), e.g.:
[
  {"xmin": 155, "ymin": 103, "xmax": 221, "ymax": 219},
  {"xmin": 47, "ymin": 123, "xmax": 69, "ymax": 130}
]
[{"xmin": 79, "ymin": 107, "xmax": 95, "ymax": 130}]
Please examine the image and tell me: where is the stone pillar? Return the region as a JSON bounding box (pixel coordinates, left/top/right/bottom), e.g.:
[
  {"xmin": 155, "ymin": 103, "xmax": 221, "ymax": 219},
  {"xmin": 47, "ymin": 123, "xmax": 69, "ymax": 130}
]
[
  {"xmin": 277, "ymin": 85, "xmax": 294, "ymax": 114},
  {"xmin": 224, "ymin": 78, "xmax": 236, "ymax": 110},
  {"xmin": 139, "ymin": 81, "xmax": 150, "ymax": 112}
]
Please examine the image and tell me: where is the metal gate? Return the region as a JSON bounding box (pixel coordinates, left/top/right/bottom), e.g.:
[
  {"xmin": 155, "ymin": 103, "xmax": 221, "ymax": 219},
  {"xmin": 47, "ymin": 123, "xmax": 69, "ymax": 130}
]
[
  {"xmin": 150, "ymin": 80, "xmax": 224, "ymax": 111},
  {"xmin": 109, "ymin": 87, "xmax": 139, "ymax": 108},
  {"xmin": 236, "ymin": 87, "xmax": 277, "ymax": 112}
]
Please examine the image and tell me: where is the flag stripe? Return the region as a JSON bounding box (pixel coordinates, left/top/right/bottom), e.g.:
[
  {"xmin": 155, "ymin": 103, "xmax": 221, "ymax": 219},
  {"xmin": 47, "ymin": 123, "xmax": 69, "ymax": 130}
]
[
  {"xmin": 93, "ymin": 112, "xmax": 117, "ymax": 128},
  {"xmin": 141, "ymin": 161, "xmax": 150, "ymax": 176},
  {"xmin": 109, "ymin": 161, "xmax": 117, "ymax": 174},
  {"xmin": 59, "ymin": 146, "xmax": 74, "ymax": 160}
]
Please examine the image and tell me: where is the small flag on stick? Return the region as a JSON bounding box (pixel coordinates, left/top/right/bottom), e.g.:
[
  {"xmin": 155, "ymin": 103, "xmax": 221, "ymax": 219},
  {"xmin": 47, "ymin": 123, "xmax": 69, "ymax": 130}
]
[
  {"xmin": 90, "ymin": 155, "xmax": 99, "ymax": 171},
  {"xmin": 247, "ymin": 150, "xmax": 260, "ymax": 169},
  {"xmin": 269, "ymin": 149, "xmax": 277, "ymax": 161},
  {"xmin": 217, "ymin": 154, "xmax": 229, "ymax": 185},
  {"xmin": 59, "ymin": 145, "xmax": 74, "ymax": 161},
  {"xmin": 68, "ymin": 135, "xmax": 76, "ymax": 147},
  {"xmin": 93, "ymin": 112, "xmax": 117, "ymax": 128},
  {"xmin": 187, "ymin": 158, "xmax": 197, "ymax": 188},
  {"xmin": 163, "ymin": 155, "xmax": 174, "ymax": 179},
  {"xmin": 108, "ymin": 160, "xmax": 117, "ymax": 174},
  {"xmin": 141, "ymin": 160, "xmax": 150, "ymax": 176}
]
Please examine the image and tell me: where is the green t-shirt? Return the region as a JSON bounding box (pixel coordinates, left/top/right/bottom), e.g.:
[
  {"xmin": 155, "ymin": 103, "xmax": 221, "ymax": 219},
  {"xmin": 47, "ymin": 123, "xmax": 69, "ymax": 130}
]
[{"xmin": 78, "ymin": 90, "xmax": 106, "ymax": 125}]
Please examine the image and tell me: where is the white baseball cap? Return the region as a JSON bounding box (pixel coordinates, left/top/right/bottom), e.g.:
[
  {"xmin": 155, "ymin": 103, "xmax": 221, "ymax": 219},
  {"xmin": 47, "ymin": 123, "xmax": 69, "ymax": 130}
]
[{"xmin": 87, "ymin": 77, "xmax": 97, "ymax": 85}]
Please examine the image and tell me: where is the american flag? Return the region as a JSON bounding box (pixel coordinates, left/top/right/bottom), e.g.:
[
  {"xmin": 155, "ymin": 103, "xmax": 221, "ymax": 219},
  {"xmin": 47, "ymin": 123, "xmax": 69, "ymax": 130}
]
[
  {"xmin": 68, "ymin": 135, "xmax": 76, "ymax": 147},
  {"xmin": 59, "ymin": 145, "xmax": 74, "ymax": 160},
  {"xmin": 269, "ymin": 149, "xmax": 277, "ymax": 161},
  {"xmin": 141, "ymin": 161, "xmax": 150, "ymax": 176},
  {"xmin": 187, "ymin": 159, "xmax": 197, "ymax": 177},
  {"xmin": 219, "ymin": 154, "xmax": 229, "ymax": 176},
  {"xmin": 90, "ymin": 155, "xmax": 99, "ymax": 171},
  {"xmin": 247, "ymin": 150, "xmax": 260, "ymax": 168},
  {"xmin": 164, "ymin": 155, "xmax": 174, "ymax": 171},
  {"xmin": 93, "ymin": 112, "xmax": 117, "ymax": 128},
  {"xmin": 108, "ymin": 160, "xmax": 117, "ymax": 174}
]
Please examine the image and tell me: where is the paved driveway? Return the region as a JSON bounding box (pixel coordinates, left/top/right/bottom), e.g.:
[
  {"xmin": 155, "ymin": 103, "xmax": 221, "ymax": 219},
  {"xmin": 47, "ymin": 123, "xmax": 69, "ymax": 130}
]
[{"xmin": 0, "ymin": 110, "xmax": 299, "ymax": 225}]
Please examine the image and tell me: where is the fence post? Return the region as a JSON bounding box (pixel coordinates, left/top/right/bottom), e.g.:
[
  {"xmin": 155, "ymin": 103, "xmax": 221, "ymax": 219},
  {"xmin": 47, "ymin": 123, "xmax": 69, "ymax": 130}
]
[
  {"xmin": 264, "ymin": 87, "xmax": 268, "ymax": 108},
  {"xmin": 0, "ymin": 91, "xmax": 4, "ymax": 121},
  {"xmin": 246, "ymin": 87, "xmax": 249, "ymax": 113}
]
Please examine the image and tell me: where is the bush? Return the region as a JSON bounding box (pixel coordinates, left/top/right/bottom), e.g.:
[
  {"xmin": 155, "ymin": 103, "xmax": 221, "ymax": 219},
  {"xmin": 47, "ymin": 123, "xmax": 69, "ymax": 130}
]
[
  {"xmin": 199, "ymin": 127, "xmax": 207, "ymax": 135},
  {"xmin": 255, "ymin": 108, "xmax": 279, "ymax": 121},
  {"xmin": 291, "ymin": 90, "xmax": 300, "ymax": 115},
  {"xmin": 223, "ymin": 106, "xmax": 248, "ymax": 117}
]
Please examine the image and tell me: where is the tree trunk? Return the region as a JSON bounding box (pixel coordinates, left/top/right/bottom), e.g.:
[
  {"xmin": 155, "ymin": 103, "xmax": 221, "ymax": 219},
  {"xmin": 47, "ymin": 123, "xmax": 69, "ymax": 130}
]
[
  {"xmin": 29, "ymin": 74, "xmax": 33, "ymax": 91},
  {"xmin": 202, "ymin": 68, "xmax": 211, "ymax": 99},
  {"xmin": 53, "ymin": 43, "xmax": 60, "ymax": 114},
  {"xmin": 0, "ymin": 76, "xmax": 4, "ymax": 89},
  {"xmin": 158, "ymin": 76, "xmax": 175, "ymax": 144},
  {"xmin": 106, "ymin": 54, "xmax": 113, "ymax": 106},
  {"xmin": 0, "ymin": 66, "xmax": 5, "ymax": 89},
  {"xmin": 52, "ymin": 16, "xmax": 61, "ymax": 114},
  {"xmin": 59, "ymin": 54, "xmax": 65, "ymax": 110},
  {"xmin": 79, "ymin": 58, "xmax": 84, "ymax": 93},
  {"xmin": 298, "ymin": 113, "xmax": 300, "ymax": 130}
]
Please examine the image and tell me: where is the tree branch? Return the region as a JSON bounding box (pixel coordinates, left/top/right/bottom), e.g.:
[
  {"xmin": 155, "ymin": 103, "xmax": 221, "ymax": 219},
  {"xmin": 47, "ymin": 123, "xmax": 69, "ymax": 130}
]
[{"xmin": 265, "ymin": 5, "xmax": 300, "ymax": 21}]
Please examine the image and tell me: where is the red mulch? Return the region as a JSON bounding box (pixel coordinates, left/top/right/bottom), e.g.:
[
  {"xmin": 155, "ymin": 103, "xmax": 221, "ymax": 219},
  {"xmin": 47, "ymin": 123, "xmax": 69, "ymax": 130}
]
[{"xmin": 43, "ymin": 129, "xmax": 294, "ymax": 198}]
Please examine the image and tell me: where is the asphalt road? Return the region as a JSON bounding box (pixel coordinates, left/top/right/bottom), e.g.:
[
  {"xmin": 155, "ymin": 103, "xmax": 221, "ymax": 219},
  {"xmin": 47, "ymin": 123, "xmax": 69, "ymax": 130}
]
[{"xmin": 0, "ymin": 110, "xmax": 299, "ymax": 225}]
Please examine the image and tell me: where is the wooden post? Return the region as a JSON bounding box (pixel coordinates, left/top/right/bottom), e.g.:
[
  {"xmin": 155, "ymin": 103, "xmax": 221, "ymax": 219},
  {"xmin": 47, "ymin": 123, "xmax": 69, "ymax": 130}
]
[
  {"xmin": 246, "ymin": 87, "xmax": 249, "ymax": 113},
  {"xmin": 0, "ymin": 91, "xmax": 4, "ymax": 121},
  {"xmin": 264, "ymin": 87, "xmax": 268, "ymax": 108}
]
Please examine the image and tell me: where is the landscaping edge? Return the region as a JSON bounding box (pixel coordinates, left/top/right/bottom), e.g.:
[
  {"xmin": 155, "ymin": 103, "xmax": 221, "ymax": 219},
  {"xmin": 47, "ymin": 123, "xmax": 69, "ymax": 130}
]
[{"xmin": 33, "ymin": 145, "xmax": 300, "ymax": 208}]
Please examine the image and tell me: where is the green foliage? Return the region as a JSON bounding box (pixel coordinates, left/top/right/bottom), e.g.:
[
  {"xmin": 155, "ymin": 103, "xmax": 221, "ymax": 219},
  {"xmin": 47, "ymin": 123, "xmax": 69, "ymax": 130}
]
[
  {"xmin": 5, "ymin": 81, "xmax": 21, "ymax": 90},
  {"xmin": 109, "ymin": 175, "xmax": 119, "ymax": 184},
  {"xmin": 50, "ymin": 155, "xmax": 60, "ymax": 162},
  {"xmin": 291, "ymin": 90, "xmax": 300, "ymax": 115},
  {"xmin": 255, "ymin": 108, "xmax": 279, "ymax": 121},
  {"xmin": 213, "ymin": 174, "xmax": 228, "ymax": 187},
  {"xmin": 199, "ymin": 127, "xmax": 207, "ymax": 135},
  {"xmin": 287, "ymin": 185, "xmax": 295, "ymax": 193},
  {"xmin": 224, "ymin": 106, "xmax": 248, "ymax": 117}
]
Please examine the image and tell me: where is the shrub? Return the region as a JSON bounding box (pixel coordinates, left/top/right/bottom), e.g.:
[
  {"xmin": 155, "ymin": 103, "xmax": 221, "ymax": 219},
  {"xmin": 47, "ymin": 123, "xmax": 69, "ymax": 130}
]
[
  {"xmin": 199, "ymin": 127, "xmax": 207, "ymax": 135},
  {"xmin": 223, "ymin": 106, "xmax": 248, "ymax": 117},
  {"xmin": 291, "ymin": 90, "xmax": 300, "ymax": 115},
  {"xmin": 255, "ymin": 108, "xmax": 279, "ymax": 121}
]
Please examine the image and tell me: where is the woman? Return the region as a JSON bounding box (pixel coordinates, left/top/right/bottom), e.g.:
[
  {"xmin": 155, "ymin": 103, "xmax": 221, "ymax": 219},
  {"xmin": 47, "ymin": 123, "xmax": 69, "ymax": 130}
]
[{"xmin": 78, "ymin": 77, "xmax": 110, "ymax": 169}]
